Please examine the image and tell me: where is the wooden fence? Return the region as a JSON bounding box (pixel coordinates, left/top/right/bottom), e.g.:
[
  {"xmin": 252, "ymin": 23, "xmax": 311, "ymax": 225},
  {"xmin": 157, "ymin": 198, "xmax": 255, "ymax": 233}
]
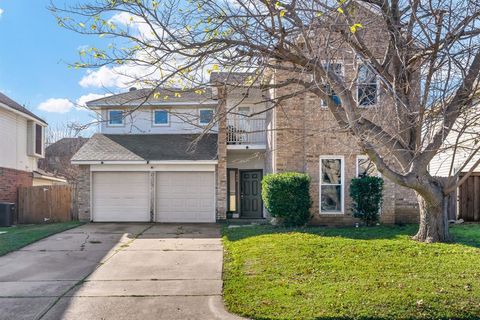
[
  {"xmin": 458, "ymin": 173, "xmax": 480, "ymax": 222},
  {"xmin": 18, "ymin": 185, "xmax": 72, "ymax": 224}
]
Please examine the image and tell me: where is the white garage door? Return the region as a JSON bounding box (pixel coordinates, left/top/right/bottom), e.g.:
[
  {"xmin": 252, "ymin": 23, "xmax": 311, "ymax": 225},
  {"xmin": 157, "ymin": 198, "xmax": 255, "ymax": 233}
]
[
  {"xmin": 156, "ymin": 172, "xmax": 215, "ymax": 223},
  {"xmin": 92, "ymin": 172, "xmax": 150, "ymax": 222}
]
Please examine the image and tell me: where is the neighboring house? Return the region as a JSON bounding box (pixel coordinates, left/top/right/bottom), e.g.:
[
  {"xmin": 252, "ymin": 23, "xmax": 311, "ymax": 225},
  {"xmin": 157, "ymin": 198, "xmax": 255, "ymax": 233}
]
[
  {"xmin": 72, "ymin": 73, "xmax": 419, "ymax": 224},
  {"xmin": 38, "ymin": 137, "xmax": 88, "ymax": 182},
  {"xmin": 429, "ymin": 102, "xmax": 480, "ymax": 221},
  {"xmin": 0, "ymin": 92, "xmax": 49, "ymax": 204}
]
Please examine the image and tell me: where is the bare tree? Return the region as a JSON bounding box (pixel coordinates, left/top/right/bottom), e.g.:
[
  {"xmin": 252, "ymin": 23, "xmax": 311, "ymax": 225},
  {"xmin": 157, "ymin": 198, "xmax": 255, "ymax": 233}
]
[{"xmin": 50, "ymin": 0, "xmax": 480, "ymax": 242}]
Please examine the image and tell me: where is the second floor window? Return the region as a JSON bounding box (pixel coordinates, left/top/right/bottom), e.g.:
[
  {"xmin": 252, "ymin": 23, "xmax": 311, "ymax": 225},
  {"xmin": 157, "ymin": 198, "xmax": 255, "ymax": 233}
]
[
  {"xmin": 320, "ymin": 63, "xmax": 343, "ymax": 107},
  {"xmin": 35, "ymin": 124, "xmax": 43, "ymax": 155},
  {"xmin": 199, "ymin": 109, "xmax": 214, "ymax": 125},
  {"xmin": 153, "ymin": 110, "xmax": 169, "ymax": 125},
  {"xmin": 108, "ymin": 110, "xmax": 124, "ymax": 126},
  {"xmin": 357, "ymin": 64, "xmax": 378, "ymax": 106}
]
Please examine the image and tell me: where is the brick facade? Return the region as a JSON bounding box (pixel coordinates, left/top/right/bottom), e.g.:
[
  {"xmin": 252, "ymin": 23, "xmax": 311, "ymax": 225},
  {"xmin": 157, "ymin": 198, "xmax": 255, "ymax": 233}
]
[
  {"xmin": 267, "ymin": 57, "xmax": 420, "ymax": 225},
  {"xmin": 216, "ymin": 89, "xmax": 228, "ymax": 220},
  {"xmin": 0, "ymin": 167, "xmax": 33, "ymax": 204},
  {"xmin": 76, "ymin": 165, "xmax": 91, "ymax": 221}
]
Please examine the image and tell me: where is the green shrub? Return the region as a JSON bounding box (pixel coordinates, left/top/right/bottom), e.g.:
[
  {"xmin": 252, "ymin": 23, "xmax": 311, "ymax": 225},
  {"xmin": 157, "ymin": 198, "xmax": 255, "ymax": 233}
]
[
  {"xmin": 349, "ymin": 176, "xmax": 384, "ymax": 226},
  {"xmin": 262, "ymin": 172, "xmax": 311, "ymax": 226}
]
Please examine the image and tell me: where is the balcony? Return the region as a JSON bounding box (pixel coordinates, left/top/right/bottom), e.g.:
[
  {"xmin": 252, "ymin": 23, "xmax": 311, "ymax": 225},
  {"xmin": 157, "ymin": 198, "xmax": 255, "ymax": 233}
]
[{"xmin": 227, "ymin": 118, "xmax": 266, "ymax": 148}]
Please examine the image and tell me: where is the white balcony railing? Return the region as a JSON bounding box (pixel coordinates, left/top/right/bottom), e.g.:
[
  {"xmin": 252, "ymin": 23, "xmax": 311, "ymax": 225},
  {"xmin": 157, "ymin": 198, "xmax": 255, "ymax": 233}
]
[{"xmin": 227, "ymin": 118, "xmax": 266, "ymax": 145}]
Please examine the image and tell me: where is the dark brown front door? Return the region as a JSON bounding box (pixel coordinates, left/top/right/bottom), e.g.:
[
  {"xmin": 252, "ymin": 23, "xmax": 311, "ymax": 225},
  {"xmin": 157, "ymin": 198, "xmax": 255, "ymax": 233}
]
[{"xmin": 240, "ymin": 170, "xmax": 262, "ymax": 218}]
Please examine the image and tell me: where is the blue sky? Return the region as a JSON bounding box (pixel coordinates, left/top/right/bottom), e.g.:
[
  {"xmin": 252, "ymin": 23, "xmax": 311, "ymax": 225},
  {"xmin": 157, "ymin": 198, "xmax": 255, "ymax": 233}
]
[{"xmin": 0, "ymin": 0, "xmax": 119, "ymax": 135}]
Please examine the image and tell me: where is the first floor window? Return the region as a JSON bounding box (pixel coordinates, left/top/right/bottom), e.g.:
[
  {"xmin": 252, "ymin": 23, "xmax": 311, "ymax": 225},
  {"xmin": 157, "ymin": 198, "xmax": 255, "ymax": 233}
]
[
  {"xmin": 154, "ymin": 110, "xmax": 169, "ymax": 125},
  {"xmin": 108, "ymin": 110, "xmax": 124, "ymax": 125},
  {"xmin": 357, "ymin": 64, "xmax": 378, "ymax": 106},
  {"xmin": 356, "ymin": 155, "xmax": 378, "ymax": 177},
  {"xmin": 199, "ymin": 108, "xmax": 214, "ymax": 124},
  {"xmin": 320, "ymin": 156, "xmax": 344, "ymax": 213}
]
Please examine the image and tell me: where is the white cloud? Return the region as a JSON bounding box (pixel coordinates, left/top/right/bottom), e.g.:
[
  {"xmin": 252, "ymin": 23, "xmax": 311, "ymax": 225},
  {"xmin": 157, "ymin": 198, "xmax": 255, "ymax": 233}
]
[
  {"xmin": 79, "ymin": 64, "xmax": 157, "ymax": 89},
  {"xmin": 76, "ymin": 93, "xmax": 112, "ymax": 110},
  {"xmin": 0, "ymin": 8, "xmax": 4, "ymax": 18},
  {"xmin": 38, "ymin": 98, "xmax": 74, "ymax": 114}
]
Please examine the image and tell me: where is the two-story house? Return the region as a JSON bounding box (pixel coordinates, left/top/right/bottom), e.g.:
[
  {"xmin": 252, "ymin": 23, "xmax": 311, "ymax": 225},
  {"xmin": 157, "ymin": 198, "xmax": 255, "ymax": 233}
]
[
  {"xmin": 72, "ymin": 71, "xmax": 419, "ymax": 224},
  {"xmin": 0, "ymin": 92, "xmax": 48, "ymax": 204},
  {"xmin": 72, "ymin": 85, "xmax": 268, "ymax": 222}
]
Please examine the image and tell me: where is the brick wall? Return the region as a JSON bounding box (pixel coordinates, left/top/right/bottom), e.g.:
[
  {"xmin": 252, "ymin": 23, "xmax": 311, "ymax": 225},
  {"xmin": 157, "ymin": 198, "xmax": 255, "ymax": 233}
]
[
  {"xmin": 267, "ymin": 15, "xmax": 420, "ymax": 225},
  {"xmin": 0, "ymin": 167, "xmax": 33, "ymax": 204},
  {"xmin": 394, "ymin": 186, "xmax": 420, "ymax": 224},
  {"xmin": 216, "ymin": 89, "xmax": 228, "ymax": 220},
  {"xmin": 77, "ymin": 165, "xmax": 91, "ymax": 221}
]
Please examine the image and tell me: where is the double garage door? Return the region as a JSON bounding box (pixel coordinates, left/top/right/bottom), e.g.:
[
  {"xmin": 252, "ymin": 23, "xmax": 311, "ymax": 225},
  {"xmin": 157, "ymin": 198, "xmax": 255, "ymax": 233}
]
[{"xmin": 92, "ymin": 171, "xmax": 215, "ymax": 223}]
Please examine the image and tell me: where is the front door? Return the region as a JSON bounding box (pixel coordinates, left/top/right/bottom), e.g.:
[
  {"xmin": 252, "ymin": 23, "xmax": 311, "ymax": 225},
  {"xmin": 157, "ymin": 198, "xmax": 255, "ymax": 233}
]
[{"xmin": 240, "ymin": 170, "xmax": 263, "ymax": 218}]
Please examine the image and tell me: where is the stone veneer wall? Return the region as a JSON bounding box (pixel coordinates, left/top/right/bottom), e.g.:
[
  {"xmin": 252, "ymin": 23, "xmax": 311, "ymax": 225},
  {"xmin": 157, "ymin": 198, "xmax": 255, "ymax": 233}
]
[
  {"xmin": 0, "ymin": 167, "xmax": 33, "ymax": 204},
  {"xmin": 77, "ymin": 165, "xmax": 91, "ymax": 221},
  {"xmin": 216, "ymin": 90, "xmax": 228, "ymax": 220}
]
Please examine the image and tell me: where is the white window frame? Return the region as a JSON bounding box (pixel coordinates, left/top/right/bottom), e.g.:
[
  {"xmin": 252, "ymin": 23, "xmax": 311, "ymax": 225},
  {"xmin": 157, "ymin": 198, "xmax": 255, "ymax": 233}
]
[
  {"xmin": 356, "ymin": 155, "xmax": 381, "ymax": 177},
  {"xmin": 152, "ymin": 109, "xmax": 170, "ymax": 126},
  {"xmin": 107, "ymin": 109, "xmax": 125, "ymax": 126},
  {"xmin": 199, "ymin": 108, "xmax": 214, "ymax": 125},
  {"xmin": 356, "ymin": 63, "xmax": 380, "ymax": 107},
  {"xmin": 237, "ymin": 106, "xmax": 251, "ymax": 116},
  {"xmin": 320, "ymin": 63, "xmax": 344, "ymax": 108},
  {"xmin": 319, "ymin": 155, "xmax": 345, "ymax": 214}
]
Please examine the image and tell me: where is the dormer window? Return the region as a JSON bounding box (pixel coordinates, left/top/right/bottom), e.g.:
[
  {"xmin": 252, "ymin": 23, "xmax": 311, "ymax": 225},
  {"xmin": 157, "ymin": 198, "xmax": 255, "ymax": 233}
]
[
  {"xmin": 108, "ymin": 110, "xmax": 124, "ymax": 126},
  {"xmin": 153, "ymin": 109, "xmax": 169, "ymax": 126},
  {"xmin": 357, "ymin": 64, "xmax": 378, "ymax": 106},
  {"xmin": 199, "ymin": 108, "xmax": 214, "ymax": 125}
]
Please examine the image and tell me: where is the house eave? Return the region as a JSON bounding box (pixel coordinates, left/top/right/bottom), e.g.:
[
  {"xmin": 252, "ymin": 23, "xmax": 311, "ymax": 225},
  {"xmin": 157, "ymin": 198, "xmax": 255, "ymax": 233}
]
[
  {"xmin": 86, "ymin": 101, "xmax": 218, "ymax": 109},
  {"xmin": 0, "ymin": 102, "xmax": 48, "ymax": 125},
  {"xmin": 71, "ymin": 160, "xmax": 218, "ymax": 165}
]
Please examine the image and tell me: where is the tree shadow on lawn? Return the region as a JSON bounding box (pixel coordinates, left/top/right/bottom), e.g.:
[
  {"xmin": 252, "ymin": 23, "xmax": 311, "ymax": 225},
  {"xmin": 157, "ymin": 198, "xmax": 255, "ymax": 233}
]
[{"xmin": 222, "ymin": 223, "xmax": 480, "ymax": 248}]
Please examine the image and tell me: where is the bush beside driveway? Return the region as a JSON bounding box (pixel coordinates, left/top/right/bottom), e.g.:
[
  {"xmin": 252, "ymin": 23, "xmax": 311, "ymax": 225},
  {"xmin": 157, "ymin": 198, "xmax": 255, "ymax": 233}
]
[
  {"xmin": 222, "ymin": 224, "xmax": 480, "ymax": 320},
  {"xmin": 0, "ymin": 222, "xmax": 83, "ymax": 256}
]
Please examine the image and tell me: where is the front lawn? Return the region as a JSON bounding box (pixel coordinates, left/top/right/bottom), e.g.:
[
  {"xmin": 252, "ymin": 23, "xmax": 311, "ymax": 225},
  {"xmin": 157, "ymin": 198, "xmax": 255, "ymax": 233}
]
[
  {"xmin": 222, "ymin": 224, "xmax": 480, "ymax": 320},
  {"xmin": 0, "ymin": 221, "xmax": 83, "ymax": 256}
]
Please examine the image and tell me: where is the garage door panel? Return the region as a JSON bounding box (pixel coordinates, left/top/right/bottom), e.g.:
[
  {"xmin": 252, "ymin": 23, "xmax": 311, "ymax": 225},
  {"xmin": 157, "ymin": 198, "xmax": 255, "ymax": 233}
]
[
  {"xmin": 156, "ymin": 172, "xmax": 215, "ymax": 223},
  {"xmin": 93, "ymin": 172, "xmax": 150, "ymax": 222}
]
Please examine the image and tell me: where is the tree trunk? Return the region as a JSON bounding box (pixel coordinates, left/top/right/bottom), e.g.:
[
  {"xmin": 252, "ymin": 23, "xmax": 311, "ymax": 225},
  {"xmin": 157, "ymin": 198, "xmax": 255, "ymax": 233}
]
[{"xmin": 412, "ymin": 190, "xmax": 450, "ymax": 243}]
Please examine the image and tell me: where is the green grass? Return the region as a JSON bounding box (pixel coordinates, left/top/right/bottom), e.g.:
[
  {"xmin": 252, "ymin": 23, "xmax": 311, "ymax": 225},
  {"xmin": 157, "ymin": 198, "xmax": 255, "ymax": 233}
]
[
  {"xmin": 222, "ymin": 224, "xmax": 480, "ymax": 320},
  {"xmin": 0, "ymin": 221, "xmax": 83, "ymax": 256}
]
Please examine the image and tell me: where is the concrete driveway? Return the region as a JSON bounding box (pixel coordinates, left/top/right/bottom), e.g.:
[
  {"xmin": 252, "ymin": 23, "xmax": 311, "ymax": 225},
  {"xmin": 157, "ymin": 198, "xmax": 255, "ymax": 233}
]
[{"xmin": 0, "ymin": 223, "xmax": 243, "ymax": 320}]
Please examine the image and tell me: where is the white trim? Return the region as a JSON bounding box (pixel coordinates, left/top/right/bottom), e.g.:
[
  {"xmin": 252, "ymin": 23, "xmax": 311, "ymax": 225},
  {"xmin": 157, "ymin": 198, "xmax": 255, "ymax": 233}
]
[
  {"xmin": 89, "ymin": 169, "xmax": 93, "ymax": 222},
  {"xmin": 89, "ymin": 163, "xmax": 216, "ymax": 172},
  {"xmin": 319, "ymin": 155, "xmax": 345, "ymax": 214},
  {"xmin": 199, "ymin": 108, "xmax": 214, "ymax": 125},
  {"xmin": 107, "ymin": 109, "xmax": 125, "ymax": 126},
  {"xmin": 72, "ymin": 160, "xmax": 218, "ymax": 165},
  {"xmin": 149, "ymin": 160, "xmax": 218, "ymax": 165},
  {"xmin": 227, "ymin": 144, "xmax": 266, "ymax": 150},
  {"xmin": 0, "ymin": 102, "xmax": 47, "ymax": 125},
  {"xmin": 71, "ymin": 160, "xmax": 147, "ymax": 165},
  {"xmin": 89, "ymin": 101, "xmax": 218, "ymax": 108},
  {"xmin": 152, "ymin": 109, "xmax": 170, "ymax": 126}
]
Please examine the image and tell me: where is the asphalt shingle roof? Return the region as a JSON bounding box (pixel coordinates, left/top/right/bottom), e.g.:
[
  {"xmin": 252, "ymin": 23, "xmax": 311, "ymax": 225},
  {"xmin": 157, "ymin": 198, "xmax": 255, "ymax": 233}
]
[
  {"xmin": 0, "ymin": 92, "xmax": 47, "ymax": 124},
  {"xmin": 72, "ymin": 133, "xmax": 218, "ymax": 162},
  {"xmin": 86, "ymin": 88, "xmax": 217, "ymax": 107}
]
